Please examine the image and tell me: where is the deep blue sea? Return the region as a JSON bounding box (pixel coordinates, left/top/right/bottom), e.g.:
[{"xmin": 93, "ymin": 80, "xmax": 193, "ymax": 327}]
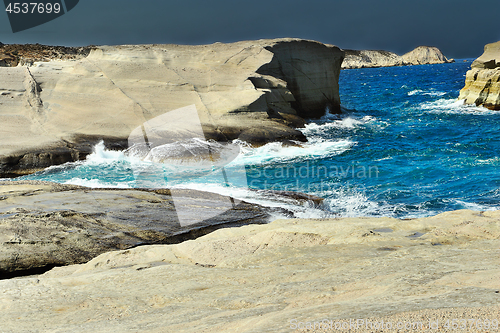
[{"xmin": 16, "ymin": 60, "xmax": 500, "ymax": 219}]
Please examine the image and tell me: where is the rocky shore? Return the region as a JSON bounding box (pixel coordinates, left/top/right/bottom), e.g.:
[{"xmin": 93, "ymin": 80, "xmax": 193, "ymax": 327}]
[
  {"xmin": 1, "ymin": 209, "xmax": 498, "ymax": 332},
  {"xmin": 1, "ymin": 40, "xmax": 498, "ymax": 332},
  {"xmin": 0, "ymin": 181, "xmax": 311, "ymax": 277},
  {"xmin": 0, "ymin": 39, "xmax": 344, "ymax": 177},
  {"xmin": 459, "ymin": 41, "xmax": 500, "ymax": 110},
  {"xmin": 342, "ymin": 46, "xmax": 454, "ymax": 69}
]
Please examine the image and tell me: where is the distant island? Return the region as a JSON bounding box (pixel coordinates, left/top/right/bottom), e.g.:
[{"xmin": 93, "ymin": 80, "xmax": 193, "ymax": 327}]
[{"xmin": 342, "ymin": 46, "xmax": 454, "ymax": 69}]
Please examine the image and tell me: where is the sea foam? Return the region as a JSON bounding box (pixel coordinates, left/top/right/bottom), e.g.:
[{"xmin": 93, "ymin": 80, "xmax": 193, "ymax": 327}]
[{"xmin": 420, "ymin": 98, "xmax": 496, "ymax": 114}]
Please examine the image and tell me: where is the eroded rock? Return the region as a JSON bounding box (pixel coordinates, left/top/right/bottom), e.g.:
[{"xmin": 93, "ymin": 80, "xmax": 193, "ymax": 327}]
[
  {"xmin": 0, "ymin": 209, "xmax": 498, "ymax": 332},
  {"xmin": 342, "ymin": 46, "xmax": 453, "ymax": 69},
  {"xmin": 459, "ymin": 41, "xmax": 500, "ymax": 110},
  {"xmin": 401, "ymin": 46, "xmax": 454, "ymax": 65},
  {"xmin": 0, "ymin": 181, "xmax": 288, "ymax": 276},
  {"xmin": 342, "ymin": 49, "xmax": 405, "ymax": 69},
  {"xmin": 0, "ymin": 39, "xmax": 344, "ymax": 176}
]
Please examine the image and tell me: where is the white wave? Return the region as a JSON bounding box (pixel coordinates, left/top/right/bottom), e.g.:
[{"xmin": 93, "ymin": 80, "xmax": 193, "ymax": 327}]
[
  {"xmin": 408, "ymin": 89, "xmax": 424, "ymax": 96},
  {"xmin": 37, "ymin": 121, "xmax": 387, "ymax": 219},
  {"xmin": 301, "ymin": 116, "xmax": 375, "ymax": 137},
  {"xmin": 320, "ymin": 186, "xmax": 398, "ymax": 218},
  {"xmin": 374, "ymin": 156, "xmax": 393, "ymax": 162},
  {"xmin": 86, "ymin": 141, "xmax": 127, "ymax": 164},
  {"xmin": 477, "ymin": 157, "xmax": 500, "ymax": 165},
  {"xmin": 408, "ymin": 89, "xmax": 446, "ymax": 97},
  {"xmin": 230, "ymin": 139, "xmax": 353, "ymax": 166},
  {"xmin": 425, "ymin": 92, "xmax": 447, "ymax": 97},
  {"xmin": 319, "ymin": 106, "xmax": 342, "ymax": 121},
  {"xmin": 420, "ymin": 98, "xmax": 497, "ymax": 114},
  {"xmin": 453, "ymin": 200, "xmax": 498, "ymax": 212},
  {"xmin": 331, "ymin": 117, "xmax": 363, "ymax": 129},
  {"xmin": 73, "ymin": 112, "xmax": 363, "ymax": 176}
]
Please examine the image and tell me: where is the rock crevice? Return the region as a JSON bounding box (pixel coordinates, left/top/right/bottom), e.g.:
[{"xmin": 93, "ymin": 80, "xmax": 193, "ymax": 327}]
[{"xmin": 23, "ymin": 67, "xmax": 44, "ymax": 120}]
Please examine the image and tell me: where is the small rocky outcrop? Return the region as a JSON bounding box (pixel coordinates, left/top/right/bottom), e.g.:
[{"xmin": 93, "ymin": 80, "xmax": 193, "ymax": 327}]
[
  {"xmin": 459, "ymin": 41, "xmax": 500, "ymax": 110},
  {"xmin": 401, "ymin": 46, "xmax": 454, "ymax": 65},
  {"xmin": 342, "ymin": 46, "xmax": 454, "ymax": 69},
  {"xmin": 0, "ymin": 39, "xmax": 344, "ymax": 176}
]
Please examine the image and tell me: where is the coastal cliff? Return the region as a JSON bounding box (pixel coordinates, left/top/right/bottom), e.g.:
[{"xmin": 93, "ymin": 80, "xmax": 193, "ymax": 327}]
[
  {"xmin": 0, "ymin": 39, "xmax": 344, "ymax": 176},
  {"xmin": 459, "ymin": 41, "xmax": 500, "ymax": 110},
  {"xmin": 342, "ymin": 46, "xmax": 453, "ymax": 69}
]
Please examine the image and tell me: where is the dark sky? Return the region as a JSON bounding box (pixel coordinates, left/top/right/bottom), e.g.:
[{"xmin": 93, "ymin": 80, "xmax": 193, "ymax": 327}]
[{"xmin": 1, "ymin": 0, "xmax": 499, "ymax": 59}]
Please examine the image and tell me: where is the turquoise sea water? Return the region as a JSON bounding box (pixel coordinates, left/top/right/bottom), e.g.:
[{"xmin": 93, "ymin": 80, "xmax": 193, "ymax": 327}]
[{"xmin": 17, "ymin": 60, "xmax": 500, "ymax": 218}]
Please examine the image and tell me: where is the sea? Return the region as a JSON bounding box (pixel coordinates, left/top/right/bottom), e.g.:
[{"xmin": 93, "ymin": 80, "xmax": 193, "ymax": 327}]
[{"xmin": 15, "ymin": 59, "xmax": 500, "ymax": 219}]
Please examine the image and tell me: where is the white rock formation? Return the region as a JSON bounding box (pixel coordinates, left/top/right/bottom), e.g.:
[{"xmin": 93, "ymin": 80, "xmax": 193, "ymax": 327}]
[
  {"xmin": 342, "ymin": 46, "xmax": 453, "ymax": 69},
  {"xmin": 0, "ymin": 39, "xmax": 344, "ymax": 176},
  {"xmin": 1, "ymin": 209, "xmax": 498, "ymax": 332},
  {"xmin": 401, "ymin": 46, "xmax": 453, "ymax": 65},
  {"xmin": 459, "ymin": 41, "xmax": 500, "ymax": 110}
]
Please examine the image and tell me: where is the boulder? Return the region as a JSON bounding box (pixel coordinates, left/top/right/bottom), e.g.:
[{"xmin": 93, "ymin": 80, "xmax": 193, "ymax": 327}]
[
  {"xmin": 459, "ymin": 41, "xmax": 500, "ymax": 110},
  {"xmin": 0, "ymin": 39, "xmax": 344, "ymax": 177},
  {"xmin": 0, "ymin": 209, "xmax": 498, "ymax": 332},
  {"xmin": 342, "ymin": 46, "xmax": 453, "ymax": 69}
]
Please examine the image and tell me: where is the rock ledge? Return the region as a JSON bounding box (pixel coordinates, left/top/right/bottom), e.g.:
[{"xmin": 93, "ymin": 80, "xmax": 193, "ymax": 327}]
[{"xmin": 0, "ymin": 209, "xmax": 498, "ymax": 332}]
